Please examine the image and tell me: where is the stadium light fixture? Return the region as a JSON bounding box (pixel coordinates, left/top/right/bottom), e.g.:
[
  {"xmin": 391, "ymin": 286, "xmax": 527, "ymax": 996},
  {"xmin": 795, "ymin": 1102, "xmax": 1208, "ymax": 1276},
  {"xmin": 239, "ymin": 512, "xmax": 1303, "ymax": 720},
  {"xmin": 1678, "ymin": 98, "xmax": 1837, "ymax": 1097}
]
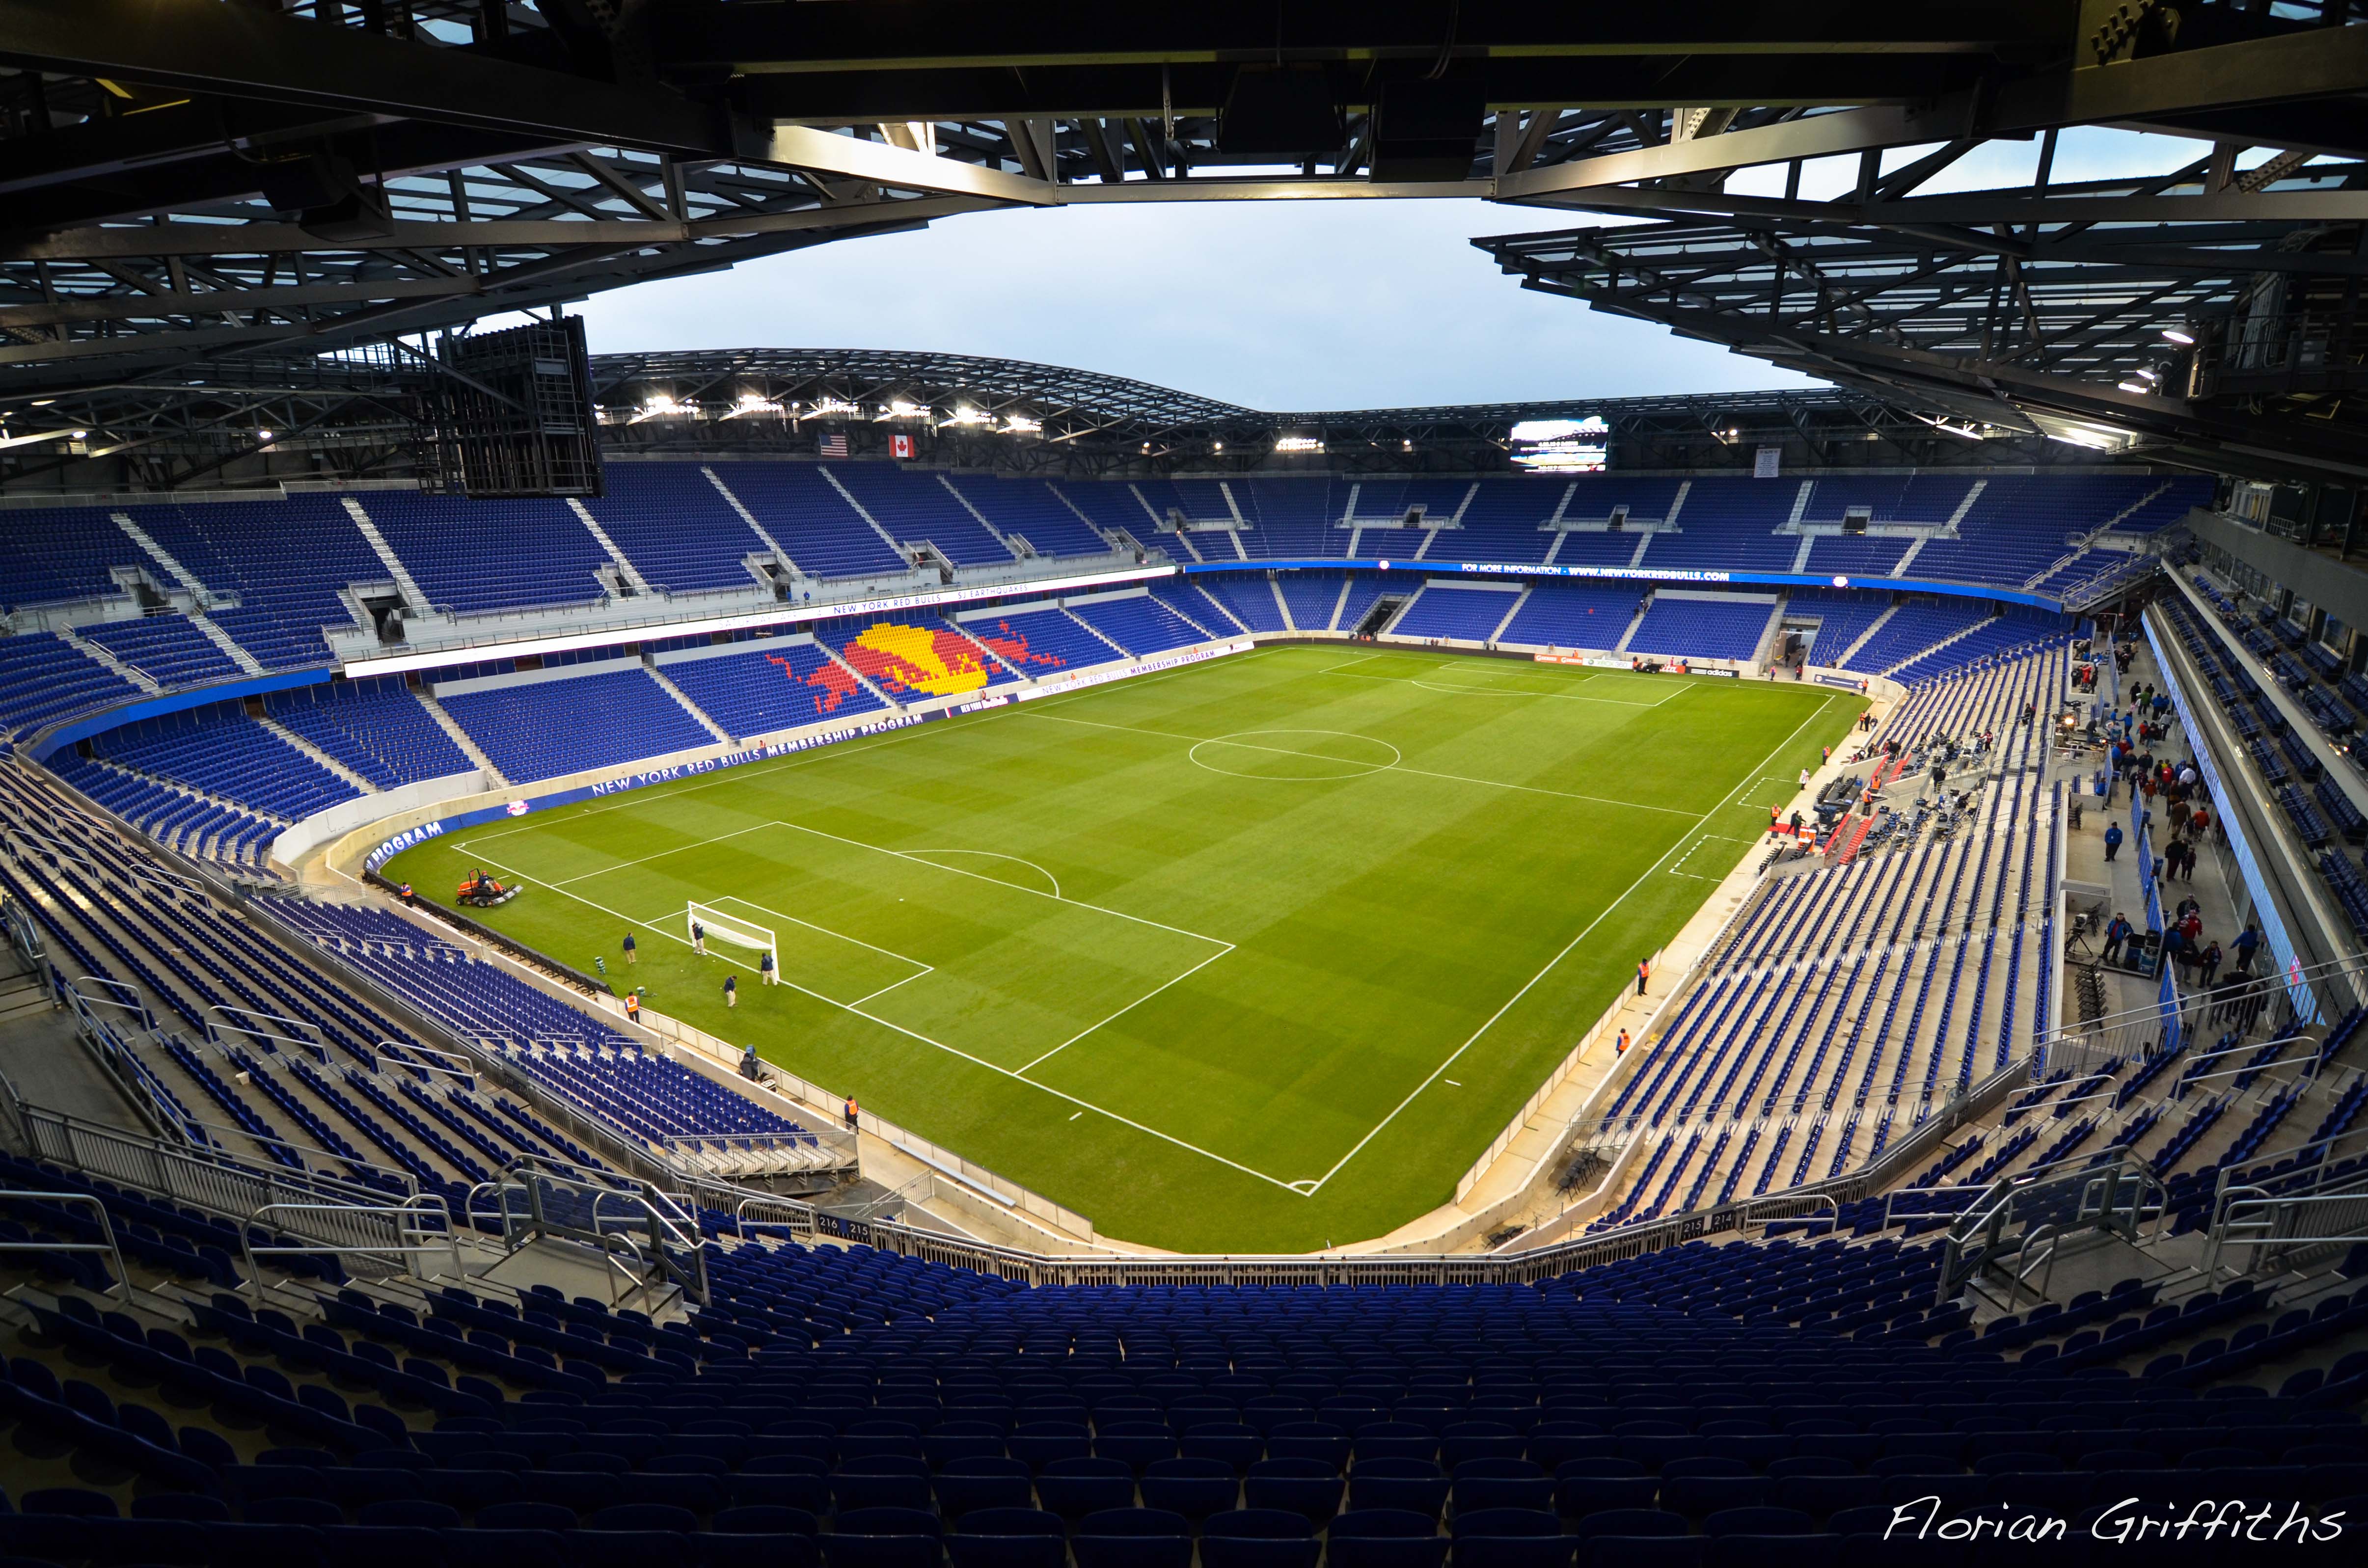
[
  {"xmin": 2161, "ymin": 326, "xmax": 2197, "ymax": 345},
  {"xmin": 1212, "ymin": 441, "xmax": 1224, "ymax": 453},
  {"xmin": 1274, "ymin": 435, "xmax": 1322, "ymax": 452},
  {"xmin": 633, "ymin": 392, "xmax": 689, "ymax": 422},
  {"xmin": 728, "ymin": 392, "xmax": 781, "ymax": 418},
  {"xmin": 2117, "ymin": 379, "xmax": 2149, "ymax": 393},
  {"xmin": 887, "ymin": 399, "xmax": 925, "ymax": 419},
  {"xmin": 1003, "ymin": 414, "xmax": 1042, "ymax": 434},
  {"xmin": 943, "ymin": 406, "xmax": 992, "ymax": 428},
  {"xmin": 254, "ymin": 429, "xmax": 270, "ymax": 442}
]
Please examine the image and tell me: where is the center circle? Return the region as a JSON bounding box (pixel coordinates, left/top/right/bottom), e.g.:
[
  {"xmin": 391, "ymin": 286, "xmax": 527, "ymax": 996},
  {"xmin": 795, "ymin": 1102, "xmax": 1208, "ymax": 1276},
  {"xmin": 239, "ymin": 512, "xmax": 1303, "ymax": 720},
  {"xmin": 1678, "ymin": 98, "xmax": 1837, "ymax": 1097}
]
[{"xmin": 1187, "ymin": 729, "xmax": 1401, "ymax": 782}]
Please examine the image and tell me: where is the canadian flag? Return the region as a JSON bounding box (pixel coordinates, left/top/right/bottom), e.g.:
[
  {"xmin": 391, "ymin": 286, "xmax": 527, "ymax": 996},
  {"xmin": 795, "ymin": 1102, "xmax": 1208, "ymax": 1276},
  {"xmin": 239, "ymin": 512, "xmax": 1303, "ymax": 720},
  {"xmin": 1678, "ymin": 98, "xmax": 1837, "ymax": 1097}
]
[{"xmin": 890, "ymin": 433, "xmax": 915, "ymax": 459}]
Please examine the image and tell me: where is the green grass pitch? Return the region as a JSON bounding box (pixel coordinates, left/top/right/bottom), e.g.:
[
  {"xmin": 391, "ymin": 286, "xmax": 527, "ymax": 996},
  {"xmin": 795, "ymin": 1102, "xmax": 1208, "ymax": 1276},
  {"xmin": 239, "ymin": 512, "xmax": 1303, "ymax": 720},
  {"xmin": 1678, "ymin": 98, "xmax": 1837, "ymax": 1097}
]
[{"xmin": 389, "ymin": 644, "xmax": 1858, "ymax": 1252}]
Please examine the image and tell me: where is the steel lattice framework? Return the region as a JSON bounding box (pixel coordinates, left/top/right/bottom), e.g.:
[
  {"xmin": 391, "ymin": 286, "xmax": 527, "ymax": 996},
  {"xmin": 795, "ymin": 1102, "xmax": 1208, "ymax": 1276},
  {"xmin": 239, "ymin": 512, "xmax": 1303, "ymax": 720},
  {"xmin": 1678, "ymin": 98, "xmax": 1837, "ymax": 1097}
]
[{"xmin": 0, "ymin": 1, "xmax": 2363, "ymax": 488}]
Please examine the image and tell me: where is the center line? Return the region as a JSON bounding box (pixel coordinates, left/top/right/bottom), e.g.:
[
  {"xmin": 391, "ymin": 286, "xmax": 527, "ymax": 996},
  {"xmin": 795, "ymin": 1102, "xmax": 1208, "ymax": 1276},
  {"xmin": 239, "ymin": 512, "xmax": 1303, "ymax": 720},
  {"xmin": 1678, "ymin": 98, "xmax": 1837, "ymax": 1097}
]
[{"xmin": 1024, "ymin": 710, "xmax": 1700, "ymax": 816}]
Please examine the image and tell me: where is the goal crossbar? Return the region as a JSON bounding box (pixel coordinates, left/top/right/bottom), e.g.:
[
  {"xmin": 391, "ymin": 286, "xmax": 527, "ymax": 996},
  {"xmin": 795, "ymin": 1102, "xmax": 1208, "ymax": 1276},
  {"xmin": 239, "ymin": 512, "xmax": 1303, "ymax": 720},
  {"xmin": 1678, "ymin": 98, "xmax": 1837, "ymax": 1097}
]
[{"xmin": 686, "ymin": 901, "xmax": 776, "ymax": 963}]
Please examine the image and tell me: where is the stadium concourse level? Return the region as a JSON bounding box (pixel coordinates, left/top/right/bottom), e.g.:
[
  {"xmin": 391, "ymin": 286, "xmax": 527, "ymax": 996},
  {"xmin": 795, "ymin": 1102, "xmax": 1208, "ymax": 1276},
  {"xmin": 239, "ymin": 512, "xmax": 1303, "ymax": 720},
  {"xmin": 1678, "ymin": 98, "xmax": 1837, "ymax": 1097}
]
[
  {"xmin": 0, "ymin": 758, "xmax": 835, "ymax": 1202},
  {"xmin": 2164, "ymin": 575, "xmax": 2368, "ymax": 945}
]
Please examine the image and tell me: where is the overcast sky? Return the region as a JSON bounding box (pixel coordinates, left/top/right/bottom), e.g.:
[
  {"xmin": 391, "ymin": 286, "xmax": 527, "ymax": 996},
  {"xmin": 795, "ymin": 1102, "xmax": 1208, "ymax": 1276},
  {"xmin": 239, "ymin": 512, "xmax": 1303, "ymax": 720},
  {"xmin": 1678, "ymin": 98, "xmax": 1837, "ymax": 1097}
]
[{"xmin": 572, "ymin": 128, "xmax": 2220, "ymax": 411}]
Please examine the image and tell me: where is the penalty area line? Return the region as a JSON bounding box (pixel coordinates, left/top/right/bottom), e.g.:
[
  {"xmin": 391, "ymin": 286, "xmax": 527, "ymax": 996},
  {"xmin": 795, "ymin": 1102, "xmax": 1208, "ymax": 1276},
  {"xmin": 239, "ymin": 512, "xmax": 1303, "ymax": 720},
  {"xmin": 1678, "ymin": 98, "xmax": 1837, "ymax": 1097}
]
[{"xmin": 449, "ymin": 848, "xmax": 1304, "ymax": 1196}]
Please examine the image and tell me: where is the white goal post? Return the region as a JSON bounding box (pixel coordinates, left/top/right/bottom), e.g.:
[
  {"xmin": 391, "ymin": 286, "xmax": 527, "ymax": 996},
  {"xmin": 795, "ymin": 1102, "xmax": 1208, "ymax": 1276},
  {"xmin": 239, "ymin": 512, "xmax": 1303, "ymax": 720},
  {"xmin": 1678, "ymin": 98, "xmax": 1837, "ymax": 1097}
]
[{"xmin": 686, "ymin": 901, "xmax": 777, "ymax": 967}]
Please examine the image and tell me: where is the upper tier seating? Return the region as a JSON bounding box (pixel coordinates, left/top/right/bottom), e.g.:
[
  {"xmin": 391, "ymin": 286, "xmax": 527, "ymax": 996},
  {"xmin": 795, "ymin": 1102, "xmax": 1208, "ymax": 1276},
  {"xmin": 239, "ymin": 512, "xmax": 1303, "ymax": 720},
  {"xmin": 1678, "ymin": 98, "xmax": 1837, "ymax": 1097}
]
[
  {"xmin": 1778, "ymin": 590, "xmax": 1891, "ymax": 667},
  {"xmin": 79, "ymin": 615, "xmax": 242, "ymax": 686},
  {"xmin": 438, "ymin": 667, "xmax": 716, "ymax": 784},
  {"xmin": 657, "ymin": 641, "xmax": 889, "ymax": 737},
  {"xmin": 1840, "ymin": 601, "xmax": 1992, "ymax": 675},
  {"xmin": 137, "ymin": 496, "xmax": 390, "ymax": 671},
  {"xmin": 362, "ymin": 493, "xmax": 614, "ymax": 616},
  {"xmin": 705, "ymin": 464, "xmax": 912, "ymax": 582},
  {"xmin": 586, "ymin": 464, "xmax": 772, "ymax": 594},
  {"xmin": 830, "ymin": 464, "xmax": 1018, "ymax": 568},
  {"xmin": 943, "ymin": 475, "xmax": 1116, "ymax": 559}
]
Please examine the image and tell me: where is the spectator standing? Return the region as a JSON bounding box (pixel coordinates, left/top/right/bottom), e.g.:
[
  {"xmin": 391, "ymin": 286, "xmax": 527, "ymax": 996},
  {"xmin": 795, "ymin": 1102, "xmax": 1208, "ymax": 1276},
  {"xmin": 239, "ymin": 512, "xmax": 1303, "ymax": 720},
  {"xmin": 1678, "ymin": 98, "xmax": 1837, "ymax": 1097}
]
[
  {"xmin": 2103, "ymin": 913, "xmax": 2132, "ymax": 964},
  {"xmin": 2233, "ymin": 924, "xmax": 2261, "ymax": 973},
  {"xmin": 2197, "ymin": 941, "xmax": 2223, "ymax": 988},
  {"xmin": 623, "ymin": 931, "xmax": 637, "ymax": 965},
  {"xmin": 2104, "ymin": 822, "xmax": 2123, "ymax": 862}
]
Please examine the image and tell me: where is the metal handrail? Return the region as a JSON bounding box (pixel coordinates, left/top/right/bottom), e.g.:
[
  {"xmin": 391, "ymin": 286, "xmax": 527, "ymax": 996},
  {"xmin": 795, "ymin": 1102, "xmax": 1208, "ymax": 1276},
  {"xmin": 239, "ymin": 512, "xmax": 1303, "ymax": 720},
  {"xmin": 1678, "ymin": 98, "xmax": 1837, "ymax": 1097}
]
[
  {"xmin": 206, "ymin": 1003, "xmax": 325, "ymax": 1062},
  {"xmin": 71, "ymin": 975, "xmax": 155, "ymax": 1032},
  {"xmin": 375, "ymin": 1039, "xmax": 477, "ymax": 1083},
  {"xmin": 2205, "ymin": 1188, "xmax": 2368, "ymax": 1280},
  {"xmin": 239, "ymin": 1196, "xmax": 463, "ymax": 1301},
  {"xmin": 0, "ymin": 1190, "xmax": 130, "ymax": 1298}
]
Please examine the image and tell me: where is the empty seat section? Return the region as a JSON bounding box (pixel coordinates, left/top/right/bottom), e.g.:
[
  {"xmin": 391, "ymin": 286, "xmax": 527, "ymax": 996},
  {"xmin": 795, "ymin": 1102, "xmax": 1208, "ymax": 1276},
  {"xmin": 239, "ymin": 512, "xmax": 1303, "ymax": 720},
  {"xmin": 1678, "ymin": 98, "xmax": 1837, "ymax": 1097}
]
[
  {"xmin": 1804, "ymin": 535, "xmax": 1912, "ymax": 576},
  {"xmin": 1497, "ymin": 582, "xmax": 1642, "ymax": 649},
  {"xmin": 137, "ymin": 496, "xmax": 387, "ymax": 671},
  {"xmin": 78, "ymin": 615, "xmax": 242, "ymax": 687},
  {"xmin": 1275, "ymin": 571, "xmax": 1347, "ymax": 631},
  {"xmin": 1839, "ymin": 600, "xmax": 1990, "ymax": 673},
  {"xmin": 1635, "ymin": 480, "xmax": 1799, "ymax": 569},
  {"xmin": 1624, "ymin": 595, "xmax": 1772, "ymax": 660},
  {"xmin": 1389, "ymin": 586, "xmax": 1520, "ymax": 641},
  {"xmin": 828, "ymin": 463, "xmax": 1017, "ymax": 567},
  {"xmin": 362, "ymin": 492, "xmax": 612, "ymax": 615},
  {"xmin": 0, "ymin": 505, "xmax": 142, "ymax": 609},
  {"xmin": 1195, "ymin": 576, "xmax": 1287, "ymax": 633},
  {"xmin": 945, "ymin": 475, "xmax": 1116, "ymax": 558},
  {"xmin": 265, "ymin": 677, "xmax": 474, "ymax": 786},
  {"xmin": 91, "ymin": 701, "xmax": 362, "ymax": 821},
  {"xmin": 437, "ymin": 668, "xmax": 716, "ymax": 783},
  {"xmin": 1236, "ymin": 480, "xmax": 1343, "ymax": 557},
  {"xmin": 1780, "ymin": 591, "xmax": 1891, "ymax": 666},
  {"xmin": 1067, "ymin": 594, "xmax": 1205, "ymax": 657},
  {"xmin": 703, "ymin": 463, "xmax": 911, "ymax": 581},
  {"xmin": 1441, "ymin": 481, "xmax": 1568, "ymax": 563},
  {"xmin": 0, "ymin": 632, "xmax": 139, "ymax": 739},
  {"xmin": 585, "ymin": 465, "xmax": 772, "ymax": 594}
]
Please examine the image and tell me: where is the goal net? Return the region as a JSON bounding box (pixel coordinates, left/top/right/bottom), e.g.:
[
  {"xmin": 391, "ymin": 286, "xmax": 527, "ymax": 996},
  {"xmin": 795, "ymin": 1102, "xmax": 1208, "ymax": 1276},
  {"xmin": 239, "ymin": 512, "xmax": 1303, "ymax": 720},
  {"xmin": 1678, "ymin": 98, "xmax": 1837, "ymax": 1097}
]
[{"xmin": 686, "ymin": 901, "xmax": 776, "ymax": 967}]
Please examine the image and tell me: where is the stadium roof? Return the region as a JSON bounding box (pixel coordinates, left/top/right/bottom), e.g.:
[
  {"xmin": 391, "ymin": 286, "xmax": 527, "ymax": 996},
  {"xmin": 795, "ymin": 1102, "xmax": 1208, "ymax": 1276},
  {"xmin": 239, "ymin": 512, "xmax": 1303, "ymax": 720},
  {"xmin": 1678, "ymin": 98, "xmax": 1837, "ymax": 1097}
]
[{"xmin": 1, "ymin": 1, "xmax": 2363, "ymax": 484}]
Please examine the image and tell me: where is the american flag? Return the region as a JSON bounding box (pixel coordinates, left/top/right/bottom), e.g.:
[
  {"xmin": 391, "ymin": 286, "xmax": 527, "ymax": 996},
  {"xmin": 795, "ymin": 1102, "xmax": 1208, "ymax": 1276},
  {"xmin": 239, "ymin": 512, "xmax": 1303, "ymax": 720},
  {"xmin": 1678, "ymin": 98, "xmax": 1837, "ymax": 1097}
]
[{"xmin": 817, "ymin": 432, "xmax": 848, "ymax": 459}]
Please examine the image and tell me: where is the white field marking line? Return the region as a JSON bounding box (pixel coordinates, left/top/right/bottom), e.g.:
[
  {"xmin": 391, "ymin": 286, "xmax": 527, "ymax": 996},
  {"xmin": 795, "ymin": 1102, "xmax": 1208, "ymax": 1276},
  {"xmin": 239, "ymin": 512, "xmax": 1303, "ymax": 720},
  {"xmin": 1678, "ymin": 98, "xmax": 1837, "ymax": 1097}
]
[
  {"xmin": 1187, "ymin": 730, "xmax": 1402, "ymax": 782},
  {"xmin": 1012, "ymin": 942, "xmax": 1238, "ymax": 1075},
  {"xmin": 1666, "ymin": 834, "xmax": 1758, "ymax": 880},
  {"xmin": 455, "ymin": 844, "xmax": 1302, "ymax": 1192},
  {"xmin": 902, "ymin": 848, "xmax": 1062, "ymax": 899},
  {"xmin": 762, "ymin": 817, "xmax": 1229, "ymax": 951},
  {"xmin": 546, "ymin": 822, "xmax": 776, "ymax": 885},
  {"xmin": 1299, "ymin": 690, "xmax": 1848, "ymax": 1193},
  {"xmin": 1021, "ymin": 644, "xmax": 1284, "ymax": 716},
  {"xmin": 1023, "ymin": 709, "xmax": 1699, "ymax": 818}
]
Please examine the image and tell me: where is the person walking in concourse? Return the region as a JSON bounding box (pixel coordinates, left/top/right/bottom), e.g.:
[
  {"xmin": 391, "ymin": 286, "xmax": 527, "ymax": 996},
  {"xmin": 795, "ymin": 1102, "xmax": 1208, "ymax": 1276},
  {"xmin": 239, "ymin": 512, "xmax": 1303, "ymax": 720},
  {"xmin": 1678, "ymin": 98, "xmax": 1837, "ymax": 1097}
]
[{"xmin": 2104, "ymin": 821, "xmax": 2123, "ymax": 862}]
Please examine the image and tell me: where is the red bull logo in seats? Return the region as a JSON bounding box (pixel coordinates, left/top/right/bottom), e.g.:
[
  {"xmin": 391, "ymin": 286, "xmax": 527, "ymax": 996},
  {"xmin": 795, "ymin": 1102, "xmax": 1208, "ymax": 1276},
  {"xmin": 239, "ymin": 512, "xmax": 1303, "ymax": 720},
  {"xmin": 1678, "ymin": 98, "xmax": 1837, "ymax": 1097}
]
[
  {"xmin": 841, "ymin": 622, "xmax": 1000, "ymax": 696},
  {"xmin": 767, "ymin": 652, "xmax": 861, "ymax": 715},
  {"xmin": 976, "ymin": 621, "xmax": 1065, "ymax": 670}
]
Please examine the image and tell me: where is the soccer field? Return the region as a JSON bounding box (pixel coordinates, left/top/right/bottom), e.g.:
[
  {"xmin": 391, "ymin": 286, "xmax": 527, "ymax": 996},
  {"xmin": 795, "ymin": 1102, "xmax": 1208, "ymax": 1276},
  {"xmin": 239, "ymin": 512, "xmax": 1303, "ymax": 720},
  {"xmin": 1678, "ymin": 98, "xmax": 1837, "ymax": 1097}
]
[{"xmin": 388, "ymin": 644, "xmax": 1858, "ymax": 1252}]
